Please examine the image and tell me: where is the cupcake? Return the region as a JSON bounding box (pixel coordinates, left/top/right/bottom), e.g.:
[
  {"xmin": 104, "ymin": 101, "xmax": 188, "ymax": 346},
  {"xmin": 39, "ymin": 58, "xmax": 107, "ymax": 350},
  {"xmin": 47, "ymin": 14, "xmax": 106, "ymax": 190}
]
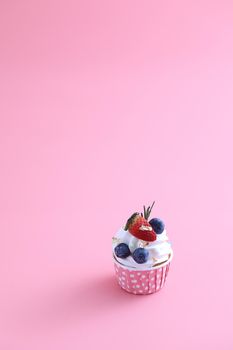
[{"xmin": 112, "ymin": 202, "xmax": 173, "ymax": 295}]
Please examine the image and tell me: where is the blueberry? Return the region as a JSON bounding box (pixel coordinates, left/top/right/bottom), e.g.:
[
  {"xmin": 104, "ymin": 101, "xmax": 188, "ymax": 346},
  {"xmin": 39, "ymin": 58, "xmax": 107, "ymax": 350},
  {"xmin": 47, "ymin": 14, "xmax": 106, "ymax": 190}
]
[
  {"xmin": 114, "ymin": 243, "xmax": 131, "ymax": 258},
  {"xmin": 132, "ymin": 248, "xmax": 149, "ymax": 264},
  {"xmin": 149, "ymin": 218, "xmax": 165, "ymax": 234}
]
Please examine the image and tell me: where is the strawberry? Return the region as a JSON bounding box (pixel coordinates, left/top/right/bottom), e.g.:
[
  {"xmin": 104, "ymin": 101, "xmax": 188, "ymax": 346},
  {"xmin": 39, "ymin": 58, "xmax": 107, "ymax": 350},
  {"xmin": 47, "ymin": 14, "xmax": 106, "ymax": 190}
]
[{"xmin": 124, "ymin": 212, "xmax": 156, "ymax": 242}]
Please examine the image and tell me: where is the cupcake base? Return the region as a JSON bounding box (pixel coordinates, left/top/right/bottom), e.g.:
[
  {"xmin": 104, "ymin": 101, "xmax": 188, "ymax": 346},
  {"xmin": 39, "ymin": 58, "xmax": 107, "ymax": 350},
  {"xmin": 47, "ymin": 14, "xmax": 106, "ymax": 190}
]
[{"xmin": 113, "ymin": 252, "xmax": 173, "ymax": 295}]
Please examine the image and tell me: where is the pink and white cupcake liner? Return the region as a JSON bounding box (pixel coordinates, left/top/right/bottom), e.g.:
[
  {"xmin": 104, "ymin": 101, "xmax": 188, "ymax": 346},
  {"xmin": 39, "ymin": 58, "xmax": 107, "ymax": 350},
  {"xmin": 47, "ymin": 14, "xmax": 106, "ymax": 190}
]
[{"xmin": 114, "ymin": 253, "xmax": 173, "ymax": 295}]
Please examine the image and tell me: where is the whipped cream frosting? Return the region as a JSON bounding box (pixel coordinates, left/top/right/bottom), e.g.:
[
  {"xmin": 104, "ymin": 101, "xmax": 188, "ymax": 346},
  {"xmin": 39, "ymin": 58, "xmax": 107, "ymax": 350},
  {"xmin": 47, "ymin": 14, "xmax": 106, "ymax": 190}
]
[{"xmin": 112, "ymin": 228, "xmax": 172, "ymax": 270}]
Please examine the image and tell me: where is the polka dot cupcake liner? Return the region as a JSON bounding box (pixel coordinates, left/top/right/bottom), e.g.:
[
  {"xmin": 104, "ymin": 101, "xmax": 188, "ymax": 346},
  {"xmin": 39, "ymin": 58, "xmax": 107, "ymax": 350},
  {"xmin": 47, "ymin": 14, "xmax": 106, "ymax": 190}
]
[{"xmin": 114, "ymin": 253, "xmax": 173, "ymax": 295}]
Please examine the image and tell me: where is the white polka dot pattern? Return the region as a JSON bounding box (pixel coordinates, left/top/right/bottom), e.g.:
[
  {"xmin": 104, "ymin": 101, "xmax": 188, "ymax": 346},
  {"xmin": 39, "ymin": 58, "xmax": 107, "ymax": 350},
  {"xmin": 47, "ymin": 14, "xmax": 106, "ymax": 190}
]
[{"xmin": 114, "ymin": 262, "xmax": 170, "ymax": 295}]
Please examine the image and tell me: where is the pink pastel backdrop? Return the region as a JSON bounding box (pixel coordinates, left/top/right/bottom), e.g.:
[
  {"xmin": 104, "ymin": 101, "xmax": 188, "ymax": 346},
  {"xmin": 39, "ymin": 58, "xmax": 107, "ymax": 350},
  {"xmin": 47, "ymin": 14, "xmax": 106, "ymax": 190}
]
[{"xmin": 0, "ymin": 1, "xmax": 233, "ymax": 349}]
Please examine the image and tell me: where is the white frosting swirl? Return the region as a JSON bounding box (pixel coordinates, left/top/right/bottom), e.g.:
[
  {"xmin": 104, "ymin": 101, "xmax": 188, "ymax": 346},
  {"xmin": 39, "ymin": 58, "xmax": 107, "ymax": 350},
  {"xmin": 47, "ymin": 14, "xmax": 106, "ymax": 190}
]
[{"xmin": 112, "ymin": 228, "xmax": 172, "ymax": 269}]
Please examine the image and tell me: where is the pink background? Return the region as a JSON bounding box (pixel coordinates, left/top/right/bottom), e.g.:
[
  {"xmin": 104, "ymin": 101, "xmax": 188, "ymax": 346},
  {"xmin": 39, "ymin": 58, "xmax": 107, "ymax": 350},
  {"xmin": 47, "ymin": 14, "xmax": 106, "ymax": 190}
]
[{"xmin": 0, "ymin": 1, "xmax": 233, "ymax": 349}]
